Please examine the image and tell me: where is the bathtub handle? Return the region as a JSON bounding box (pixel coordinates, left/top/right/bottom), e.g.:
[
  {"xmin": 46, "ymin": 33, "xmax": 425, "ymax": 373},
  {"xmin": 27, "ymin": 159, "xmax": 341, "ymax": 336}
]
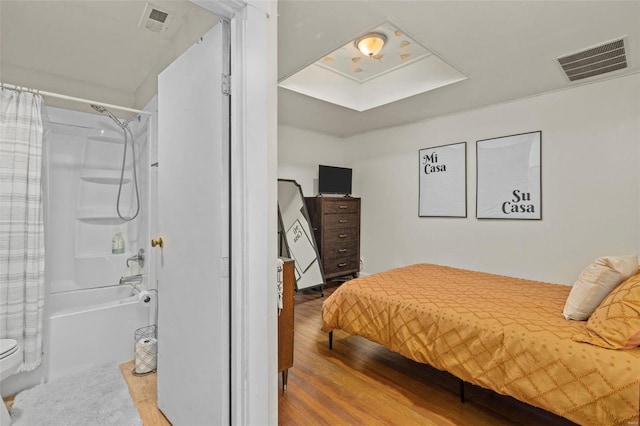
[{"xmin": 127, "ymin": 248, "xmax": 145, "ymax": 268}]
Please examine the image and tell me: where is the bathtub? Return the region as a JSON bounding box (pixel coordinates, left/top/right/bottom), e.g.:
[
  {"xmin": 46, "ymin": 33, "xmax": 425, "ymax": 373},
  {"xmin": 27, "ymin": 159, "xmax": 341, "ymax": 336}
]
[{"xmin": 47, "ymin": 285, "xmax": 151, "ymax": 381}]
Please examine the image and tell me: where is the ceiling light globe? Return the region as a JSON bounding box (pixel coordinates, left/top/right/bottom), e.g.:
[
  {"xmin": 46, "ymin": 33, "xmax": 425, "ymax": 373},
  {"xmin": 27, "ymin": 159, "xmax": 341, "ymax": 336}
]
[{"xmin": 356, "ymin": 33, "xmax": 387, "ymax": 57}]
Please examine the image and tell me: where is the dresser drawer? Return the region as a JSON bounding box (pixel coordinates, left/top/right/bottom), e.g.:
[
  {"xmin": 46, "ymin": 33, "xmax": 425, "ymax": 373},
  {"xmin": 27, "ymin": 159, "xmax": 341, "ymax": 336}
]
[
  {"xmin": 323, "ymin": 255, "xmax": 359, "ymax": 276},
  {"xmin": 323, "ymin": 213, "xmax": 358, "ymax": 229},
  {"xmin": 323, "ymin": 241, "xmax": 358, "ymax": 260},
  {"xmin": 323, "ymin": 199, "xmax": 359, "ymax": 214},
  {"xmin": 324, "ymin": 227, "xmax": 358, "ymax": 245}
]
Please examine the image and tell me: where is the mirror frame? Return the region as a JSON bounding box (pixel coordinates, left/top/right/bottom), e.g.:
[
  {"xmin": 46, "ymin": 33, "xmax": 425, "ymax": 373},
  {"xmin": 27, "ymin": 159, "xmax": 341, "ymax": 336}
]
[{"xmin": 277, "ymin": 179, "xmax": 326, "ymax": 293}]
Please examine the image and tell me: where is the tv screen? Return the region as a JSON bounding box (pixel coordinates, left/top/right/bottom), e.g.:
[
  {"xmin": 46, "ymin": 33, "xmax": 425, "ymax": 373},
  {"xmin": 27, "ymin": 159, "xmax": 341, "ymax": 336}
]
[{"xmin": 318, "ymin": 165, "xmax": 352, "ymax": 195}]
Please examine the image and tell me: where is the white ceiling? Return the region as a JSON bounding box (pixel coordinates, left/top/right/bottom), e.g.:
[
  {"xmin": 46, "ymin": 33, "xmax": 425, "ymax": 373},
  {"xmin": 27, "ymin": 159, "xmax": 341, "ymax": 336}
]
[
  {"xmin": 0, "ymin": 0, "xmax": 218, "ymax": 115},
  {"xmin": 1, "ymin": 1, "xmax": 638, "ymax": 137},
  {"xmin": 278, "ymin": 1, "xmax": 640, "ymax": 137}
]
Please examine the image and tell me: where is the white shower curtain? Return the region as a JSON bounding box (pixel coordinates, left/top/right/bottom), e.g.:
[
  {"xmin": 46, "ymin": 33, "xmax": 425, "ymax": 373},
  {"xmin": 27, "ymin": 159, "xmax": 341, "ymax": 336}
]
[{"xmin": 0, "ymin": 87, "xmax": 45, "ymax": 372}]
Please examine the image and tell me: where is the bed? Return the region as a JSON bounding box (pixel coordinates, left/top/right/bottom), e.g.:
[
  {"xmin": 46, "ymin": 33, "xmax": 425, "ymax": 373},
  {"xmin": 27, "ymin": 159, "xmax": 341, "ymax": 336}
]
[{"xmin": 321, "ymin": 263, "xmax": 640, "ymax": 425}]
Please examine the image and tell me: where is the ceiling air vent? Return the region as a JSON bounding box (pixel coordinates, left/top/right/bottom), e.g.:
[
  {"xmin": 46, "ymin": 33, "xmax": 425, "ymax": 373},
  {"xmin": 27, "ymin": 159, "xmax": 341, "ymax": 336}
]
[
  {"xmin": 556, "ymin": 38, "xmax": 627, "ymax": 82},
  {"xmin": 138, "ymin": 3, "xmax": 172, "ymax": 34}
]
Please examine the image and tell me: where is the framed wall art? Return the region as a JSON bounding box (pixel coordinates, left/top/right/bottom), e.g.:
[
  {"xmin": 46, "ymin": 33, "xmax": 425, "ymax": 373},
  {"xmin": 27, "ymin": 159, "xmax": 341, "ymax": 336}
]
[
  {"xmin": 418, "ymin": 142, "xmax": 467, "ymax": 217},
  {"xmin": 476, "ymin": 131, "xmax": 541, "ymax": 220}
]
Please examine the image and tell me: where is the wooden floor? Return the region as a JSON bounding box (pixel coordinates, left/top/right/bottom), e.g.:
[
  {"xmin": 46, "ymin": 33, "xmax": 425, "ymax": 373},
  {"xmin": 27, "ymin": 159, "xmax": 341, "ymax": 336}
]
[
  {"xmin": 120, "ymin": 361, "xmax": 171, "ymax": 426},
  {"xmin": 279, "ymin": 283, "xmax": 577, "ymax": 426},
  {"xmin": 6, "ymin": 284, "xmax": 576, "ymax": 426}
]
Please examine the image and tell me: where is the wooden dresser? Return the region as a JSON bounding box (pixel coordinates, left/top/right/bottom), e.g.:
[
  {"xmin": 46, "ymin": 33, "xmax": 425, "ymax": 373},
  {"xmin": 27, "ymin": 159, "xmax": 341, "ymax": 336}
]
[
  {"xmin": 305, "ymin": 196, "xmax": 360, "ymax": 280},
  {"xmin": 278, "ymin": 258, "xmax": 295, "ymax": 391}
]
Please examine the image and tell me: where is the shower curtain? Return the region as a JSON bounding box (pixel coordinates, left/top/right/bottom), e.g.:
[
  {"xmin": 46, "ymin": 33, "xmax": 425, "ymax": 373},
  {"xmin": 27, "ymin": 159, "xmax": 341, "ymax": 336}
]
[{"xmin": 0, "ymin": 87, "xmax": 45, "ymax": 372}]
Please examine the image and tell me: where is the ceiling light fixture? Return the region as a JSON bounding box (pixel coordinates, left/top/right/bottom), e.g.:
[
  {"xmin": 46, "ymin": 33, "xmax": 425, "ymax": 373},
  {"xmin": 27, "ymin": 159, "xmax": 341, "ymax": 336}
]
[{"xmin": 355, "ymin": 32, "xmax": 387, "ymax": 57}]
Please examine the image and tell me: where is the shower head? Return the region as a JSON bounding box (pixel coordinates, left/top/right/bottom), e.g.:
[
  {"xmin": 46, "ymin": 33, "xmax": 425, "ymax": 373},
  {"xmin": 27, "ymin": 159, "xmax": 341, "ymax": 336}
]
[
  {"xmin": 90, "ymin": 104, "xmax": 125, "ymax": 129},
  {"xmin": 91, "ymin": 104, "xmax": 107, "ymax": 114}
]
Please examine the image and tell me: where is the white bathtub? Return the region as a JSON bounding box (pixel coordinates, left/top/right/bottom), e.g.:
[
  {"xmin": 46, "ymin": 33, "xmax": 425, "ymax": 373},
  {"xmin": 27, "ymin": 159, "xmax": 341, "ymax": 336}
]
[{"xmin": 48, "ymin": 285, "xmax": 151, "ymax": 381}]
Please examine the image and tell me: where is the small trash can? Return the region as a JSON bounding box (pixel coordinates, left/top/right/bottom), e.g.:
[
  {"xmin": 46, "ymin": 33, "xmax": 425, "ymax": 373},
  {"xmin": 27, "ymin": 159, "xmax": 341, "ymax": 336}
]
[{"xmin": 133, "ymin": 325, "xmax": 157, "ymax": 375}]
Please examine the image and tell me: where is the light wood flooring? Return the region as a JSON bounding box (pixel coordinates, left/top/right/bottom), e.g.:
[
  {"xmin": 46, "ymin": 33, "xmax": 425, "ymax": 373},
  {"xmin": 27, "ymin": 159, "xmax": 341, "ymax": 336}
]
[
  {"xmin": 5, "ymin": 283, "xmax": 576, "ymax": 425},
  {"xmin": 120, "ymin": 361, "xmax": 171, "ymax": 426},
  {"xmin": 280, "ymin": 283, "xmax": 576, "ymax": 425}
]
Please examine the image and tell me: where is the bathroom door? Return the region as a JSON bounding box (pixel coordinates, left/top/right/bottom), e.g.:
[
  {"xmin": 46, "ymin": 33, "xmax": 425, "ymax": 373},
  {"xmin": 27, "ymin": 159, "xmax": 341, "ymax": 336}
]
[{"xmin": 156, "ymin": 20, "xmax": 230, "ymax": 425}]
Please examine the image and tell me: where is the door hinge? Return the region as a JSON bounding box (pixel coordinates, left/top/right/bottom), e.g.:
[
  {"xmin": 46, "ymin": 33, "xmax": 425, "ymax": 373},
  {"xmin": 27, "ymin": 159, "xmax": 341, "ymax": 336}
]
[{"xmin": 222, "ymin": 74, "xmax": 231, "ymax": 96}]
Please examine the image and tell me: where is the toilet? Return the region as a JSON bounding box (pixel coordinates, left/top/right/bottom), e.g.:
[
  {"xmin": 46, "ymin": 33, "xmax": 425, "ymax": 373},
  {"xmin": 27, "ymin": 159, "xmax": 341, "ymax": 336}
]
[{"xmin": 0, "ymin": 339, "xmax": 21, "ymax": 425}]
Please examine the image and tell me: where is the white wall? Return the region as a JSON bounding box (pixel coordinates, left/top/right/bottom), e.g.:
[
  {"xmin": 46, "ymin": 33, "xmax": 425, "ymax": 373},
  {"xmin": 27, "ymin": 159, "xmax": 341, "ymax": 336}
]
[
  {"xmin": 278, "ymin": 124, "xmax": 345, "ymax": 197},
  {"xmin": 344, "ymin": 74, "xmax": 640, "ymax": 284}
]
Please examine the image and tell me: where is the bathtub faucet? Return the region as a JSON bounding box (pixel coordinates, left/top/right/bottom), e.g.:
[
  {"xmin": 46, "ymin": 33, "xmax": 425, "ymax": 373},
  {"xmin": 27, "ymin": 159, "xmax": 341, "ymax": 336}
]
[
  {"xmin": 119, "ymin": 274, "xmax": 143, "ymax": 286},
  {"xmin": 126, "ymin": 248, "xmax": 145, "ymax": 268}
]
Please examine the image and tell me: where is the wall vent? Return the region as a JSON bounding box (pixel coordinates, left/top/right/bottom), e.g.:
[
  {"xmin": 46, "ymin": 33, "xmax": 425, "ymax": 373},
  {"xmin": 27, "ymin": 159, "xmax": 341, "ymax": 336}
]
[
  {"xmin": 556, "ymin": 38, "xmax": 627, "ymax": 82},
  {"xmin": 138, "ymin": 3, "xmax": 172, "ymax": 34}
]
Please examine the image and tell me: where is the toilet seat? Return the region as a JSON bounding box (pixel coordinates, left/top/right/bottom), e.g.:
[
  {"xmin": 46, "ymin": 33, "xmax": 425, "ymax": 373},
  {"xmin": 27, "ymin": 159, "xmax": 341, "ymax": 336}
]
[{"xmin": 0, "ymin": 339, "xmax": 18, "ymax": 360}]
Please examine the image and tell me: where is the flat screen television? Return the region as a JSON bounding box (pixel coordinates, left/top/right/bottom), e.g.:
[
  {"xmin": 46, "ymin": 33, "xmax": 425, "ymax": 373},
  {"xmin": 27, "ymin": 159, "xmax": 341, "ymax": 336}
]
[{"xmin": 318, "ymin": 165, "xmax": 352, "ymax": 195}]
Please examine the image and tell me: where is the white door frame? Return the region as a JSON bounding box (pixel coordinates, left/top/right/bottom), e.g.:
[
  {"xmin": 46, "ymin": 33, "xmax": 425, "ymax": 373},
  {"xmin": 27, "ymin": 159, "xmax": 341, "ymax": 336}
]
[{"xmin": 191, "ymin": 1, "xmax": 278, "ymax": 424}]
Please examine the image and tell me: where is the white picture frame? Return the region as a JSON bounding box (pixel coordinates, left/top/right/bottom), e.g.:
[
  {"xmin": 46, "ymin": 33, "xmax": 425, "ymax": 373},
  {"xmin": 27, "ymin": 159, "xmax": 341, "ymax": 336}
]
[
  {"xmin": 418, "ymin": 142, "xmax": 467, "ymax": 217},
  {"xmin": 285, "ymin": 218, "xmax": 318, "ymax": 275},
  {"xmin": 476, "ymin": 131, "xmax": 541, "ymax": 220}
]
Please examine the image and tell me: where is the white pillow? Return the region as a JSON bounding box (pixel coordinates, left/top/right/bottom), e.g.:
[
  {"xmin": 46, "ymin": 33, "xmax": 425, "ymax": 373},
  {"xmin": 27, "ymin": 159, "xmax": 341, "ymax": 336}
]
[{"xmin": 563, "ymin": 255, "xmax": 638, "ymax": 320}]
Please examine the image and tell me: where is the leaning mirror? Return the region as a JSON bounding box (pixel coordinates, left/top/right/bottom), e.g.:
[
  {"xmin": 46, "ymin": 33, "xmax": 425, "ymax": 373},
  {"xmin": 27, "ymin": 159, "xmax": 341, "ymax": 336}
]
[{"xmin": 277, "ymin": 179, "xmax": 325, "ymax": 292}]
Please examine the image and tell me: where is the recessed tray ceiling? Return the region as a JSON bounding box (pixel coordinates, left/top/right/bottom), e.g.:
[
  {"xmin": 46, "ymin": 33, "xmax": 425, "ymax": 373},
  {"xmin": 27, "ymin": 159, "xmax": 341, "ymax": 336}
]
[{"xmin": 279, "ymin": 21, "xmax": 468, "ymax": 112}]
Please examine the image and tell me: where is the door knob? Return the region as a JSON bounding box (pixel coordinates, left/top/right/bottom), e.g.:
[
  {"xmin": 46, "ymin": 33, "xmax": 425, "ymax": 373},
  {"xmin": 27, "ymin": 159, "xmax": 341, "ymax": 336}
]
[{"xmin": 151, "ymin": 237, "xmax": 164, "ymax": 248}]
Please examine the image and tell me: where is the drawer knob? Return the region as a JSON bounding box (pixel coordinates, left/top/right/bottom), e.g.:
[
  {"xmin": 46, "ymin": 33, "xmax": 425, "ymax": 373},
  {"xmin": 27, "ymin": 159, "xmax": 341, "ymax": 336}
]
[
  {"xmin": 338, "ymin": 262, "xmax": 347, "ymax": 267},
  {"xmin": 339, "ymin": 234, "xmax": 347, "ymax": 238},
  {"xmin": 338, "ymin": 219, "xmax": 348, "ymax": 223},
  {"xmin": 339, "ymin": 205, "xmax": 348, "ymax": 209},
  {"xmin": 338, "ymin": 248, "xmax": 347, "ymax": 253}
]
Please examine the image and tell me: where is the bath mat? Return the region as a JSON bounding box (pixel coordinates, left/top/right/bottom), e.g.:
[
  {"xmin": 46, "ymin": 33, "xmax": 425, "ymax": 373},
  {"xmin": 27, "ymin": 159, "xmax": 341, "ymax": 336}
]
[{"xmin": 9, "ymin": 363, "xmax": 142, "ymax": 426}]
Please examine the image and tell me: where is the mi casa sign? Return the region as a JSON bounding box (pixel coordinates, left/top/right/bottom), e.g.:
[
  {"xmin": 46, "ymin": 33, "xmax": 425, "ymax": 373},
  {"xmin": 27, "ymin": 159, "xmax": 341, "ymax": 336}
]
[
  {"xmin": 422, "ymin": 152, "xmax": 447, "ymax": 174},
  {"xmin": 418, "ymin": 142, "xmax": 467, "ymax": 218}
]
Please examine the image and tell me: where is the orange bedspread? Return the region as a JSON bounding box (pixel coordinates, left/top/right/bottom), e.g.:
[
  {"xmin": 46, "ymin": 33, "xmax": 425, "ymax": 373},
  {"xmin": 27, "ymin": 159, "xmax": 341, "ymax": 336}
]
[{"xmin": 322, "ymin": 264, "xmax": 640, "ymax": 425}]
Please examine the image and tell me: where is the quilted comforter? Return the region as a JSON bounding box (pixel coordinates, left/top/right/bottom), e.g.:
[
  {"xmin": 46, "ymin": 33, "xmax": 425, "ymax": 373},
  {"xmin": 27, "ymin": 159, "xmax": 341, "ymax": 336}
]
[{"xmin": 321, "ymin": 264, "xmax": 640, "ymax": 425}]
